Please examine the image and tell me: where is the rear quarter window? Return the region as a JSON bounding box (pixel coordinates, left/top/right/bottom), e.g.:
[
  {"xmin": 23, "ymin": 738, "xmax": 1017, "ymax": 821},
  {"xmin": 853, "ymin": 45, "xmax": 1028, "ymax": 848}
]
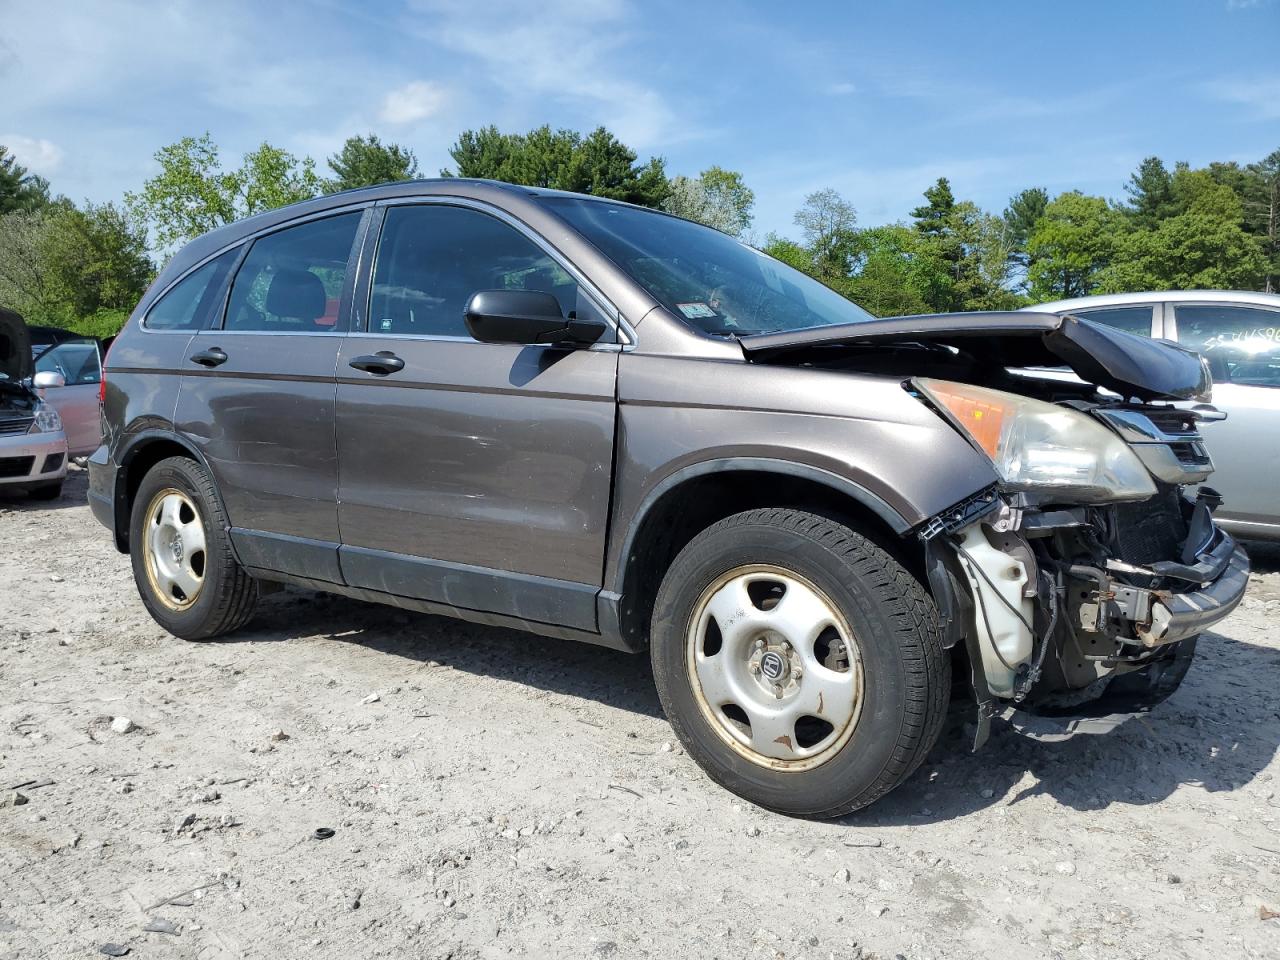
[{"xmin": 144, "ymin": 250, "xmax": 239, "ymax": 331}]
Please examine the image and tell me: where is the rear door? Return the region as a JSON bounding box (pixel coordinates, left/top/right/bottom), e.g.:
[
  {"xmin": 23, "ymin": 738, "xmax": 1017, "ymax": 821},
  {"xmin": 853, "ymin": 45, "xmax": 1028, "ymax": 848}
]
[
  {"xmin": 34, "ymin": 338, "xmax": 102, "ymax": 456},
  {"xmin": 1170, "ymin": 302, "xmax": 1280, "ymax": 532},
  {"xmin": 335, "ymin": 200, "xmax": 619, "ymax": 631},
  {"xmin": 174, "ymin": 209, "xmax": 367, "ymax": 582}
]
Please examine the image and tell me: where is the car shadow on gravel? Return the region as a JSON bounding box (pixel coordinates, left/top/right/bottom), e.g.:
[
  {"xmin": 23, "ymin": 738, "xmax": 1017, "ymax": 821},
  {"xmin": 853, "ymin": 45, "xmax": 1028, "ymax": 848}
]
[
  {"xmin": 855, "ymin": 628, "xmax": 1280, "ymax": 827},
  {"xmin": 0, "ymin": 464, "xmax": 88, "ymax": 512},
  {"xmin": 1242, "ymin": 538, "xmax": 1280, "ymax": 573},
  {"xmin": 224, "ymin": 587, "xmax": 665, "ymax": 719}
]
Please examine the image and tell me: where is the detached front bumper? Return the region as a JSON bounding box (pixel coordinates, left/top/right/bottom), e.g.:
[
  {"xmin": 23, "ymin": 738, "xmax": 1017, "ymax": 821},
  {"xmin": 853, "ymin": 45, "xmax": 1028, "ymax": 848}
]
[
  {"xmin": 1075, "ymin": 527, "xmax": 1249, "ymax": 648},
  {"xmin": 1136, "ymin": 541, "xmax": 1249, "ymax": 645}
]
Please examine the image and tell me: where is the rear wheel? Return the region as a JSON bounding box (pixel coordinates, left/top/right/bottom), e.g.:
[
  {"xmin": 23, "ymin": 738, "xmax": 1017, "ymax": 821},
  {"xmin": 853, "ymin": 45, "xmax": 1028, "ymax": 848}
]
[
  {"xmin": 129, "ymin": 456, "xmax": 257, "ymax": 640},
  {"xmin": 650, "ymin": 508, "xmax": 949, "ymax": 818}
]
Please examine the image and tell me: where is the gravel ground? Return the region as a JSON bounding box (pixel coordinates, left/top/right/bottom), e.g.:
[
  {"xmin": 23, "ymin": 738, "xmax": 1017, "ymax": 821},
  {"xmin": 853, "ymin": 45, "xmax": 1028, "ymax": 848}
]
[{"xmin": 2, "ymin": 467, "xmax": 1279, "ymax": 960}]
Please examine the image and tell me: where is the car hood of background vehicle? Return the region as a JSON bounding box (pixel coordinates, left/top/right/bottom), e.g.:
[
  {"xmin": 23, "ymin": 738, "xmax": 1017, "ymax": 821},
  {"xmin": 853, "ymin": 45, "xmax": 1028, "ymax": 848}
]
[
  {"xmin": 738, "ymin": 311, "xmax": 1211, "ymax": 402},
  {"xmin": 0, "ymin": 307, "xmax": 34, "ymax": 383}
]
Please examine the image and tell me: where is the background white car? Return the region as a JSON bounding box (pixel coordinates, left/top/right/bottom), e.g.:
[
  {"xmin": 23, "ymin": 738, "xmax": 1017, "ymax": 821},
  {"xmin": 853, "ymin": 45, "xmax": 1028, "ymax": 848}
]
[{"xmin": 1028, "ymin": 290, "xmax": 1280, "ymax": 541}]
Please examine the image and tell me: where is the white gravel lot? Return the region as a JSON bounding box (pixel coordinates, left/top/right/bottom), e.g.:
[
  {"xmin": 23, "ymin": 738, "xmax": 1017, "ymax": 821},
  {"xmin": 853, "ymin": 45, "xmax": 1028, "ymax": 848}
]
[{"xmin": 2, "ymin": 468, "xmax": 1279, "ymax": 960}]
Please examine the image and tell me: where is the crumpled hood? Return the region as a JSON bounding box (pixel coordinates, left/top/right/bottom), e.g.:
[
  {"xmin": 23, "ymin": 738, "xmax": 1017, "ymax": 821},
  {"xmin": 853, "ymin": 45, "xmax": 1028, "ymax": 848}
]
[
  {"xmin": 738, "ymin": 311, "xmax": 1211, "ymax": 402},
  {"xmin": 0, "ymin": 307, "xmax": 34, "ymax": 383}
]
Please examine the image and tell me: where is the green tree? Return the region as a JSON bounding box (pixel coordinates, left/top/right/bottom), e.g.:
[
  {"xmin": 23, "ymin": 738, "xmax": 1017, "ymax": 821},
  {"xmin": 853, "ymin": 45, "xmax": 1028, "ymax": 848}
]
[
  {"xmin": 758, "ymin": 234, "xmax": 813, "ymax": 274},
  {"xmin": 793, "ymin": 188, "xmax": 858, "ymax": 280},
  {"xmin": 1002, "ymin": 186, "xmax": 1048, "ymax": 280},
  {"xmin": 844, "ymin": 225, "xmax": 949, "ymax": 317},
  {"xmin": 325, "ymin": 134, "xmax": 419, "ymax": 193},
  {"xmin": 444, "ymin": 124, "xmax": 669, "ymax": 208},
  {"xmin": 1027, "ymin": 192, "xmax": 1123, "ymax": 300},
  {"xmin": 1099, "ymin": 177, "xmax": 1267, "ymax": 292},
  {"xmin": 126, "ymin": 134, "xmax": 321, "ymax": 252},
  {"xmin": 662, "ymin": 166, "xmax": 754, "ymax": 236},
  {"xmin": 911, "ymin": 179, "xmax": 1019, "ymax": 311},
  {"xmin": 1122, "ymin": 156, "xmax": 1177, "ymax": 229},
  {"xmin": 0, "ymin": 144, "xmax": 52, "ymax": 214},
  {"xmin": 0, "ymin": 202, "xmax": 153, "ymax": 333}
]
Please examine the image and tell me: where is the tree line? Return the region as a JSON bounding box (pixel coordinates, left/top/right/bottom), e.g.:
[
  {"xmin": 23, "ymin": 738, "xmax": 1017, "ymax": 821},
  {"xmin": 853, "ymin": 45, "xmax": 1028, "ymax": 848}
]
[{"xmin": 1, "ymin": 128, "xmax": 1276, "ymax": 339}]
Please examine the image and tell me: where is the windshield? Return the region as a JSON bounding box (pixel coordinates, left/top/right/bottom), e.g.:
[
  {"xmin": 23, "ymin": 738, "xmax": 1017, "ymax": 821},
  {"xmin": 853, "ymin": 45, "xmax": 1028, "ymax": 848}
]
[{"xmin": 541, "ymin": 197, "xmax": 875, "ymax": 336}]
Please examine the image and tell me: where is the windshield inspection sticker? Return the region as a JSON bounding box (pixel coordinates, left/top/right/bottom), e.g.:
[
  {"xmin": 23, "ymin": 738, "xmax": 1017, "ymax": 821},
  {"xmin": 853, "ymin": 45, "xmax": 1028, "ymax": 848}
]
[{"xmin": 677, "ymin": 302, "xmax": 718, "ymax": 319}]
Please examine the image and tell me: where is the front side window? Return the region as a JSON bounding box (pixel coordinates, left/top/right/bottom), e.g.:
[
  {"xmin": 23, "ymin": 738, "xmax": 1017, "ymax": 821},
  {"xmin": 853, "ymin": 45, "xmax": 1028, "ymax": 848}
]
[
  {"xmin": 369, "ymin": 205, "xmax": 583, "ymax": 338},
  {"xmin": 1175, "ymin": 304, "xmax": 1280, "ymax": 388},
  {"xmin": 541, "ymin": 196, "xmax": 876, "ymax": 337},
  {"xmin": 1072, "ymin": 305, "xmax": 1154, "ymax": 337},
  {"xmin": 224, "ymin": 213, "xmax": 361, "ymax": 332},
  {"xmin": 35, "ymin": 339, "xmax": 101, "ymax": 384},
  {"xmin": 144, "ymin": 250, "xmax": 238, "ymax": 331}
]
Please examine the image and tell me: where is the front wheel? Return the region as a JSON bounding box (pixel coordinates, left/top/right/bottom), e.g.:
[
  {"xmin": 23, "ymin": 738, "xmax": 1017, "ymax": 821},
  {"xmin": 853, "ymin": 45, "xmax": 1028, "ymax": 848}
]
[
  {"xmin": 650, "ymin": 508, "xmax": 950, "ymax": 818},
  {"xmin": 129, "ymin": 456, "xmax": 258, "ymax": 640}
]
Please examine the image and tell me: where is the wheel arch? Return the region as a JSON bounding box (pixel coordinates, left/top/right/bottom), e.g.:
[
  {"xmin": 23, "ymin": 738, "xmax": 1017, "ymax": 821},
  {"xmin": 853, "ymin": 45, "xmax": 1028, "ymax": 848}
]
[
  {"xmin": 111, "ymin": 430, "xmax": 214, "ymax": 553},
  {"xmin": 605, "ymin": 458, "xmax": 920, "ymax": 651}
]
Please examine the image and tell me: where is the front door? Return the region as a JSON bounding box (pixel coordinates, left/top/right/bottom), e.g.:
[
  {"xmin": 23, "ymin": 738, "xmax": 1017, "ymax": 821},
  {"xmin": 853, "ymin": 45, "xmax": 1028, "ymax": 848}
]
[
  {"xmin": 34, "ymin": 337, "xmax": 103, "ymax": 456},
  {"xmin": 175, "ymin": 210, "xmax": 365, "ymax": 582},
  {"xmin": 335, "ymin": 202, "xmax": 618, "ymax": 631}
]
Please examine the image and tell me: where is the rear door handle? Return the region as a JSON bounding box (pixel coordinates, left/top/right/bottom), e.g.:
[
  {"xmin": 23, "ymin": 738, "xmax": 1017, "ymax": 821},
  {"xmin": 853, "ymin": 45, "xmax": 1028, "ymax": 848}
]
[
  {"xmin": 349, "ymin": 352, "xmax": 405, "ymax": 376},
  {"xmin": 189, "ymin": 347, "xmax": 228, "ymax": 368}
]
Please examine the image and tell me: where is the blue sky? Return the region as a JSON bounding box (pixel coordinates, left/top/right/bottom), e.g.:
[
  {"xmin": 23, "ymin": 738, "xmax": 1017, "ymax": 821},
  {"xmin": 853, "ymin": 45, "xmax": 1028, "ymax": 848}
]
[{"xmin": 1, "ymin": 0, "xmax": 1277, "ymax": 241}]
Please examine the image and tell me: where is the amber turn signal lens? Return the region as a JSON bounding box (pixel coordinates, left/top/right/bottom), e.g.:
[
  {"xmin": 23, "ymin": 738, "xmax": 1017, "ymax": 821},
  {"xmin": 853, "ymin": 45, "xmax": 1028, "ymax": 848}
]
[{"xmin": 917, "ymin": 380, "xmax": 1006, "ymax": 459}]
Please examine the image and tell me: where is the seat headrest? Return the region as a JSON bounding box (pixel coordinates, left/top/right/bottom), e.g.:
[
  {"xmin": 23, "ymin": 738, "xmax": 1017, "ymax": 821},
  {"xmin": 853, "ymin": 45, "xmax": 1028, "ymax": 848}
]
[{"xmin": 265, "ymin": 268, "xmax": 327, "ymax": 321}]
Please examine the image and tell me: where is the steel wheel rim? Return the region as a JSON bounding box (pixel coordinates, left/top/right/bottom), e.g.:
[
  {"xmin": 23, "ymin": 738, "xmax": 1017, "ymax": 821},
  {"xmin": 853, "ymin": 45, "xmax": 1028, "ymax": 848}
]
[
  {"xmin": 142, "ymin": 487, "xmax": 208, "ymax": 611},
  {"xmin": 686, "ymin": 564, "xmax": 864, "ymax": 772}
]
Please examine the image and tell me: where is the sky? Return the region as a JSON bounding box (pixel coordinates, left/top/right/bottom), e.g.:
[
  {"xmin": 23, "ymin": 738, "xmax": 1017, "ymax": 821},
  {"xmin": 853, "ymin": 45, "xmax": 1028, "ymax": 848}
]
[{"xmin": 1, "ymin": 0, "xmax": 1278, "ymax": 242}]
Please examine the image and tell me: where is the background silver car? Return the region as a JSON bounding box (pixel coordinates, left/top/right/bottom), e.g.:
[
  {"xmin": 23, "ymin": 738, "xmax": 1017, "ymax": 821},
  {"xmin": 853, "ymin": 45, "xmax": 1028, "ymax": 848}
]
[
  {"xmin": 31, "ymin": 333, "xmax": 104, "ymax": 459},
  {"xmin": 1028, "ymin": 290, "xmax": 1280, "ymax": 541}
]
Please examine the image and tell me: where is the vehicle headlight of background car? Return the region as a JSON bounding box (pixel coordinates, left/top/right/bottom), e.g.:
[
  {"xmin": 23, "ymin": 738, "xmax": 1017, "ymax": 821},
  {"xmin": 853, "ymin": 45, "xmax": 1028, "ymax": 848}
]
[{"xmin": 29, "ymin": 401, "xmax": 63, "ymax": 434}]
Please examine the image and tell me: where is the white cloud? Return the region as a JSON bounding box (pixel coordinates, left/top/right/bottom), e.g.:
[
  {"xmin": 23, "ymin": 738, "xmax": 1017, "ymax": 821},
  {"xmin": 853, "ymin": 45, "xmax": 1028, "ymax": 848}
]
[
  {"xmin": 1, "ymin": 134, "xmax": 64, "ymax": 175},
  {"xmin": 1202, "ymin": 76, "xmax": 1280, "ymax": 119},
  {"xmin": 378, "ymin": 80, "xmax": 449, "ymax": 125},
  {"xmin": 404, "ymin": 0, "xmax": 680, "ymax": 148},
  {"xmin": 826, "ymin": 82, "xmax": 857, "ymax": 96}
]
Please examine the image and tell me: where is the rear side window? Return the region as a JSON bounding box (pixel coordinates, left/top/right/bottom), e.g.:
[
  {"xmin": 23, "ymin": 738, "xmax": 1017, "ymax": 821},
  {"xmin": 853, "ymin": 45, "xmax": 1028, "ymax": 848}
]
[
  {"xmin": 144, "ymin": 250, "xmax": 237, "ymax": 331},
  {"xmin": 369, "ymin": 205, "xmax": 581, "ymax": 337},
  {"xmin": 1072, "ymin": 305, "xmax": 1154, "ymax": 337},
  {"xmin": 1175, "ymin": 304, "xmax": 1280, "ymax": 388},
  {"xmin": 224, "ymin": 213, "xmax": 362, "ymax": 332}
]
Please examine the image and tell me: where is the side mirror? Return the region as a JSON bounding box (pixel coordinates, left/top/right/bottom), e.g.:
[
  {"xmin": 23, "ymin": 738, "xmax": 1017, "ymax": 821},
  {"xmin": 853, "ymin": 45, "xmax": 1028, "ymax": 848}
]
[
  {"xmin": 464, "ymin": 290, "xmax": 607, "ymax": 347},
  {"xmin": 33, "ymin": 371, "xmax": 66, "ymax": 389}
]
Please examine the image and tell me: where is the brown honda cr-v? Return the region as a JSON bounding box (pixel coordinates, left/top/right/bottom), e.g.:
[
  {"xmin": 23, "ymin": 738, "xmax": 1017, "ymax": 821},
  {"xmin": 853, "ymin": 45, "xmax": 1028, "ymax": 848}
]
[{"xmin": 90, "ymin": 179, "xmax": 1248, "ymax": 817}]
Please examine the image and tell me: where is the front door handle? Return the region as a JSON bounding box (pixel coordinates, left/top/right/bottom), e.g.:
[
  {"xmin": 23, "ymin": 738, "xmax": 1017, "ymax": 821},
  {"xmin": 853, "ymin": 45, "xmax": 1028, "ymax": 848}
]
[
  {"xmin": 349, "ymin": 352, "xmax": 405, "ymax": 376},
  {"xmin": 189, "ymin": 347, "xmax": 228, "ymax": 368}
]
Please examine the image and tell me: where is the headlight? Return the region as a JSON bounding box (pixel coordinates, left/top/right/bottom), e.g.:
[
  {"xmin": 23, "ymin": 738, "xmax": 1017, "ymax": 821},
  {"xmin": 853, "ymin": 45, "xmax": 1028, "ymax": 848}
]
[
  {"xmin": 29, "ymin": 401, "xmax": 63, "ymax": 434},
  {"xmin": 915, "ymin": 378, "xmax": 1156, "ymax": 502}
]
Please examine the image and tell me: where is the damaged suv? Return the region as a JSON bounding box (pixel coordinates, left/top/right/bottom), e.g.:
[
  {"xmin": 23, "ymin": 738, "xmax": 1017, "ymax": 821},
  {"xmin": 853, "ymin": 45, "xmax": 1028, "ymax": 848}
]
[{"xmin": 90, "ymin": 181, "xmax": 1247, "ymax": 817}]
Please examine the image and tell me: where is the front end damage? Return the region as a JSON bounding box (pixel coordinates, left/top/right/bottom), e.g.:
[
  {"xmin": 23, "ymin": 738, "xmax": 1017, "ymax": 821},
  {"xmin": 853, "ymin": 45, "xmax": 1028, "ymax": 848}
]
[
  {"xmin": 919, "ymin": 401, "xmax": 1248, "ymax": 746},
  {"xmin": 741, "ymin": 311, "xmax": 1251, "ymax": 744}
]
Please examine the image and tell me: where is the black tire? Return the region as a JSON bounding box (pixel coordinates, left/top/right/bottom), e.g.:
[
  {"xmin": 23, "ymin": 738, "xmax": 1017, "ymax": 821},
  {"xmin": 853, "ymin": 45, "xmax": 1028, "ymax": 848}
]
[
  {"xmin": 129, "ymin": 456, "xmax": 258, "ymax": 640},
  {"xmin": 27, "ymin": 481, "xmax": 63, "ymax": 501},
  {"xmin": 650, "ymin": 508, "xmax": 949, "ymax": 818}
]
